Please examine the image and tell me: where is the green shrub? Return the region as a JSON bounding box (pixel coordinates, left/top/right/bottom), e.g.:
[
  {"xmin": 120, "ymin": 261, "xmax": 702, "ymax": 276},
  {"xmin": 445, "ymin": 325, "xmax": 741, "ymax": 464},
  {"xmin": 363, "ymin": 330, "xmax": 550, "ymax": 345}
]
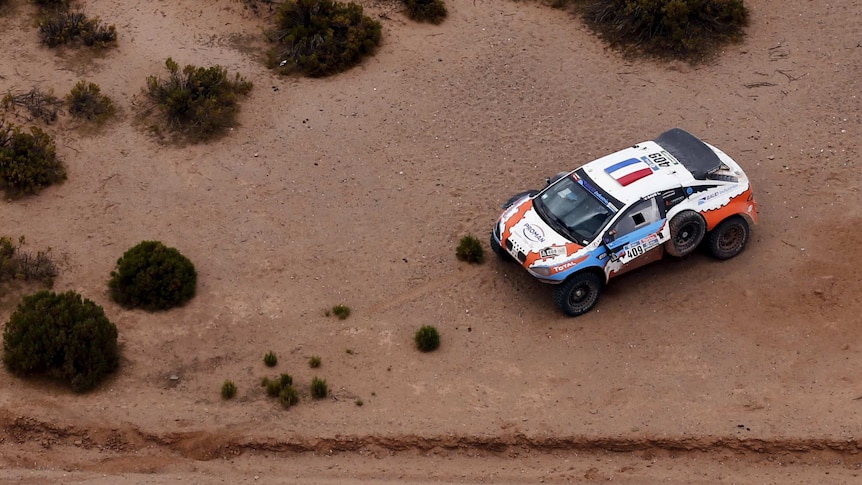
[
  {"xmin": 265, "ymin": 378, "xmax": 282, "ymax": 397},
  {"xmin": 279, "ymin": 385, "xmax": 299, "ymax": 407},
  {"xmin": 67, "ymin": 81, "xmax": 115, "ymax": 122},
  {"xmin": 456, "ymin": 234, "xmax": 484, "ymax": 264},
  {"xmin": 2, "ymin": 290, "xmax": 119, "ymax": 392},
  {"xmin": 145, "ymin": 58, "xmax": 252, "ymax": 141},
  {"xmin": 584, "ymin": 0, "xmax": 748, "ymax": 57},
  {"xmin": 310, "ymin": 376, "xmax": 328, "ymax": 399},
  {"xmin": 332, "ymin": 304, "xmax": 351, "ymax": 320},
  {"xmin": 107, "ymin": 240, "xmax": 197, "ymax": 311},
  {"xmin": 278, "ymin": 373, "xmax": 293, "ymax": 387},
  {"xmin": 414, "ymin": 325, "xmax": 440, "ymax": 352},
  {"xmin": 221, "ymin": 380, "xmax": 238, "ymax": 399},
  {"xmin": 309, "ymin": 355, "xmax": 321, "ymax": 368},
  {"xmin": 403, "ymin": 0, "xmax": 447, "ymax": 24},
  {"xmin": 37, "ymin": 9, "xmax": 117, "ymax": 48},
  {"xmin": 0, "ymin": 235, "xmax": 57, "ymax": 286},
  {"xmin": 0, "ymin": 121, "xmax": 67, "ymax": 198},
  {"xmin": 355, "ymin": 399, "xmax": 363, "ymax": 406},
  {"xmin": 263, "ymin": 351, "xmax": 278, "ymax": 367},
  {"xmin": 267, "ymin": 0, "xmax": 382, "ymax": 77}
]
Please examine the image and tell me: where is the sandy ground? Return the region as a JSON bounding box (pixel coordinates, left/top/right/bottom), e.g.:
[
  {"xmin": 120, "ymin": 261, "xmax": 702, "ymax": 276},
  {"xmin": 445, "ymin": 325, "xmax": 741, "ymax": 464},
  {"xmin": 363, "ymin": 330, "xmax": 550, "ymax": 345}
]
[{"xmin": 1, "ymin": 0, "xmax": 861, "ymax": 482}]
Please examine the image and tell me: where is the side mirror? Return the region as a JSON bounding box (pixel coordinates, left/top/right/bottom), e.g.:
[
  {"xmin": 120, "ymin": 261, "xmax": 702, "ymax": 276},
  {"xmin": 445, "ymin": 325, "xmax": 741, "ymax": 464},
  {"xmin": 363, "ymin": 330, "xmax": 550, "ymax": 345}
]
[
  {"xmin": 602, "ymin": 230, "xmax": 617, "ymax": 244},
  {"xmin": 545, "ymin": 171, "xmax": 568, "ymax": 187}
]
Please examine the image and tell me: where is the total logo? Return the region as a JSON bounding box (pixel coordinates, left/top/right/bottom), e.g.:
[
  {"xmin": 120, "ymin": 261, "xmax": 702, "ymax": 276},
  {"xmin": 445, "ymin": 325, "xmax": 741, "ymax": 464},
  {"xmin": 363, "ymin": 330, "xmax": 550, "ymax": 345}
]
[{"xmin": 522, "ymin": 223, "xmax": 545, "ymax": 243}]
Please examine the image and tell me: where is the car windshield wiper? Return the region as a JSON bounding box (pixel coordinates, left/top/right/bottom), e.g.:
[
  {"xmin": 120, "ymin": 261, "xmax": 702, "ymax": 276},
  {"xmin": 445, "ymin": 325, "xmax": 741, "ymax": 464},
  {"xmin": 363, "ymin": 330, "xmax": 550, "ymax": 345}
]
[{"xmin": 534, "ymin": 198, "xmax": 578, "ymax": 243}]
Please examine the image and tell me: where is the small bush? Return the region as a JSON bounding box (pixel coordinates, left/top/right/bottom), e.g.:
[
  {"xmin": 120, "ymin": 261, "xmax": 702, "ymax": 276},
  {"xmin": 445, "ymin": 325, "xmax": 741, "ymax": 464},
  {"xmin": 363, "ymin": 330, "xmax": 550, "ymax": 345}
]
[
  {"xmin": 584, "ymin": 0, "xmax": 748, "ymax": 58},
  {"xmin": 278, "ymin": 373, "xmax": 293, "ymax": 387},
  {"xmin": 2, "ymin": 290, "xmax": 119, "ymax": 392},
  {"xmin": 221, "ymin": 380, "xmax": 238, "ymax": 399},
  {"xmin": 279, "ymin": 385, "xmax": 299, "ymax": 407},
  {"xmin": 37, "ymin": 9, "xmax": 117, "ymax": 48},
  {"xmin": 0, "ymin": 236, "xmax": 57, "ymax": 286},
  {"xmin": 0, "ymin": 120, "xmax": 67, "ymax": 198},
  {"xmin": 67, "ymin": 81, "xmax": 114, "ymax": 122},
  {"xmin": 332, "ymin": 304, "xmax": 351, "ymax": 320},
  {"xmin": 309, "ymin": 355, "xmax": 321, "ymax": 368},
  {"xmin": 310, "ymin": 377, "xmax": 328, "ymax": 399},
  {"xmin": 263, "ymin": 351, "xmax": 278, "ymax": 367},
  {"xmin": 355, "ymin": 399, "xmax": 363, "ymax": 406},
  {"xmin": 456, "ymin": 234, "xmax": 484, "ymax": 264},
  {"xmin": 265, "ymin": 378, "xmax": 282, "ymax": 397},
  {"xmin": 107, "ymin": 240, "xmax": 197, "ymax": 311},
  {"xmin": 403, "ymin": 0, "xmax": 447, "ymax": 24},
  {"xmin": 414, "ymin": 325, "xmax": 440, "ymax": 352},
  {"xmin": 267, "ymin": 0, "xmax": 382, "ymax": 77},
  {"xmin": 145, "ymin": 58, "xmax": 252, "ymax": 141}
]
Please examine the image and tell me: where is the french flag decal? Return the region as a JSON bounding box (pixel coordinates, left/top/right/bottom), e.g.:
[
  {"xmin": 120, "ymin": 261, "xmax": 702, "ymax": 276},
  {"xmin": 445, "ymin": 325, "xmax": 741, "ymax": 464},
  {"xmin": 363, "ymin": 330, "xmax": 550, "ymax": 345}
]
[{"xmin": 604, "ymin": 158, "xmax": 654, "ymax": 186}]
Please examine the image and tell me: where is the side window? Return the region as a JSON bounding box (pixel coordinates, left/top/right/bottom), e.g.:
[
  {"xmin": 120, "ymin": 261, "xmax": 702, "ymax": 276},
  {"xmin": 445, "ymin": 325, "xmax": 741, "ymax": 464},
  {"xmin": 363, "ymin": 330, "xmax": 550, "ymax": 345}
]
[{"xmin": 611, "ymin": 198, "xmax": 660, "ymax": 236}]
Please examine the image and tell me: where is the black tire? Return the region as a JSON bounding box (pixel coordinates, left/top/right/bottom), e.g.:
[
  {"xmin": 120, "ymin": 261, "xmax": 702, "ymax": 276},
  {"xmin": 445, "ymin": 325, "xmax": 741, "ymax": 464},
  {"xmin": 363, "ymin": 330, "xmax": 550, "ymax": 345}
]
[
  {"xmin": 708, "ymin": 216, "xmax": 750, "ymax": 260},
  {"xmin": 489, "ymin": 232, "xmax": 513, "ymax": 262},
  {"xmin": 665, "ymin": 210, "xmax": 706, "ymax": 257},
  {"xmin": 553, "ymin": 271, "xmax": 603, "ymax": 317}
]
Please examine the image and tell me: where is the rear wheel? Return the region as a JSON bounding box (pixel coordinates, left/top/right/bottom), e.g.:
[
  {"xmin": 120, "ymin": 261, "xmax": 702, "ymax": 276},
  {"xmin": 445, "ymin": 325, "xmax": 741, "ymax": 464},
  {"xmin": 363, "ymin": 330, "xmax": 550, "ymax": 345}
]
[
  {"xmin": 665, "ymin": 210, "xmax": 706, "ymax": 257},
  {"xmin": 553, "ymin": 272, "xmax": 603, "ymax": 317},
  {"xmin": 708, "ymin": 216, "xmax": 750, "ymax": 260}
]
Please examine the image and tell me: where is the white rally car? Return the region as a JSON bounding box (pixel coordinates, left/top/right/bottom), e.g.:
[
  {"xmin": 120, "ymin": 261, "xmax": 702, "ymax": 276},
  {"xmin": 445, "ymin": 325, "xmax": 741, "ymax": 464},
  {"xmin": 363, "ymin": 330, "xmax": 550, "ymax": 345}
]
[{"xmin": 490, "ymin": 128, "xmax": 758, "ymax": 317}]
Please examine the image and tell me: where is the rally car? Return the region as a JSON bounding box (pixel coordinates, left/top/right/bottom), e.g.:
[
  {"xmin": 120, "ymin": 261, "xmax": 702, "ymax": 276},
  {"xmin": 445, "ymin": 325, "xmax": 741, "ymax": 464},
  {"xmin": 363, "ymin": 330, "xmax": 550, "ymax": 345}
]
[{"xmin": 490, "ymin": 128, "xmax": 758, "ymax": 317}]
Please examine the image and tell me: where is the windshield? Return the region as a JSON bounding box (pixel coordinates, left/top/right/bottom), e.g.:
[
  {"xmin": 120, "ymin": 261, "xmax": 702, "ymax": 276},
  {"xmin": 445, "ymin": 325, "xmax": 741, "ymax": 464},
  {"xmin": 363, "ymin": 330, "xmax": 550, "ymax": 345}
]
[{"xmin": 533, "ymin": 176, "xmax": 613, "ymax": 244}]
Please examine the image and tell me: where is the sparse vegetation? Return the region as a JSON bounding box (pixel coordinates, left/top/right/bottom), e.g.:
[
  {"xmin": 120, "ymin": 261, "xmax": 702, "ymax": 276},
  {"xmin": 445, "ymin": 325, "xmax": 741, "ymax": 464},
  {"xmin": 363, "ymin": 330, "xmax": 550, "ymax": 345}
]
[
  {"xmin": 279, "ymin": 385, "xmax": 299, "ymax": 407},
  {"xmin": 145, "ymin": 58, "xmax": 252, "ymax": 141},
  {"xmin": 265, "ymin": 377, "xmax": 282, "ymax": 397},
  {"xmin": 66, "ymin": 81, "xmax": 114, "ymax": 122},
  {"xmin": 581, "ymin": 0, "xmax": 749, "ymax": 58},
  {"xmin": 456, "ymin": 234, "xmax": 484, "ymax": 264},
  {"xmin": 37, "ymin": 9, "xmax": 117, "ymax": 48},
  {"xmin": 279, "ymin": 373, "xmax": 293, "ymax": 387},
  {"xmin": 2, "ymin": 290, "xmax": 119, "ymax": 392},
  {"xmin": 221, "ymin": 380, "xmax": 238, "ymax": 399},
  {"xmin": 311, "ymin": 376, "xmax": 328, "ymax": 399},
  {"xmin": 32, "ymin": 0, "xmax": 71, "ymax": 9},
  {"xmin": 266, "ymin": 0, "xmax": 382, "ymax": 77},
  {"xmin": 414, "ymin": 325, "xmax": 440, "ymax": 352},
  {"xmin": 332, "ymin": 304, "xmax": 351, "ymax": 319},
  {"xmin": 0, "ymin": 236, "xmax": 57, "ymax": 286},
  {"xmin": 309, "ymin": 355, "xmax": 321, "ymax": 368},
  {"xmin": 2, "ymin": 88, "xmax": 64, "ymax": 123},
  {"xmin": 107, "ymin": 240, "xmax": 197, "ymax": 311},
  {"xmin": 264, "ymin": 351, "xmax": 278, "ymax": 367},
  {"xmin": 403, "ymin": 0, "xmax": 447, "ymax": 24},
  {"xmin": 355, "ymin": 399, "xmax": 363, "ymax": 406},
  {"xmin": 0, "ymin": 120, "xmax": 67, "ymax": 198}
]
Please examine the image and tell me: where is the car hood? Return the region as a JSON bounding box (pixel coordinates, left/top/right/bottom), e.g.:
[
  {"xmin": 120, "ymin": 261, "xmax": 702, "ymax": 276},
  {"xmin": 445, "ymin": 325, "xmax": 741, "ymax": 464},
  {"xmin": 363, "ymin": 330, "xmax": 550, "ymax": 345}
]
[{"xmin": 501, "ymin": 200, "xmax": 583, "ymax": 265}]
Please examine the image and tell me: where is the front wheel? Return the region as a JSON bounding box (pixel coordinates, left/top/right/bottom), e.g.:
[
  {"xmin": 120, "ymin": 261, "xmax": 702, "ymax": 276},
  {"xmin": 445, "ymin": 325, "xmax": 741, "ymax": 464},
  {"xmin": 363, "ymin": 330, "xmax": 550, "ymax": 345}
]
[
  {"xmin": 490, "ymin": 232, "xmax": 513, "ymax": 262},
  {"xmin": 553, "ymin": 271, "xmax": 603, "ymax": 317},
  {"xmin": 665, "ymin": 210, "xmax": 706, "ymax": 257},
  {"xmin": 708, "ymin": 216, "xmax": 750, "ymax": 260}
]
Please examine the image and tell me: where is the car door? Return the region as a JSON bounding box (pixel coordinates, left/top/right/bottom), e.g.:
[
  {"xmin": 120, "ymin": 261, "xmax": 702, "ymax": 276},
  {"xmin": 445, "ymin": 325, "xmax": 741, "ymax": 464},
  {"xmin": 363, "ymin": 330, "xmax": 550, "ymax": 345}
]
[{"xmin": 602, "ymin": 197, "xmax": 665, "ymax": 278}]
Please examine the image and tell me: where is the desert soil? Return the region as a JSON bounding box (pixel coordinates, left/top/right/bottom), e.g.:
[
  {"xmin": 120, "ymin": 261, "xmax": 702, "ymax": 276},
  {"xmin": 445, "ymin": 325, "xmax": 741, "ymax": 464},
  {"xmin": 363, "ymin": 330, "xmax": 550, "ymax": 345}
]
[{"xmin": 1, "ymin": 0, "xmax": 861, "ymax": 483}]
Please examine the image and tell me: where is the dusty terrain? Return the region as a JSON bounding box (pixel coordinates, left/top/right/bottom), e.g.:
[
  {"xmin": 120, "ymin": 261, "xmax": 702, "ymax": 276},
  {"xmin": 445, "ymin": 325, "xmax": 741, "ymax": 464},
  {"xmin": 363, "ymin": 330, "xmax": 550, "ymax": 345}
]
[{"xmin": 1, "ymin": 0, "xmax": 861, "ymax": 482}]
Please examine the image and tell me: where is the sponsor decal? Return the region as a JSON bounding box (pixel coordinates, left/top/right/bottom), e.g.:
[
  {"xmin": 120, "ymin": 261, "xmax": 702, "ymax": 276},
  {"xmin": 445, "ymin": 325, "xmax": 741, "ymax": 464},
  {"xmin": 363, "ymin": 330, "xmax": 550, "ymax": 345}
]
[
  {"xmin": 579, "ymin": 179, "xmax": 618, "ymax": 212},
  {"xmin": 522, "ymin": 223, "xmax": 545, "ymax": 243},
  {"xmin": 605, "ymin": 158, "xmax": 654, "ymax": 186},
  {"xmin": 620, "ymin": 234, "xmax": 660, "ymax": 262},
  {"xmin": 552, "ymin": 259, "xmax": 581, "ymax": 274},
  {"xmin": 697, "ymin": 186, "xmax": 738, "ymax": 205}
]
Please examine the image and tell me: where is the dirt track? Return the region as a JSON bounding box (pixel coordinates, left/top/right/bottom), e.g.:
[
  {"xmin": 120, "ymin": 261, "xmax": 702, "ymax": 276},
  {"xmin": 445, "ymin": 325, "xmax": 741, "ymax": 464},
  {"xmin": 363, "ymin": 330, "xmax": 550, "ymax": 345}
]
[{"xmin": 1, "ymin": 0, "xmax": 861, "ymax": 482}]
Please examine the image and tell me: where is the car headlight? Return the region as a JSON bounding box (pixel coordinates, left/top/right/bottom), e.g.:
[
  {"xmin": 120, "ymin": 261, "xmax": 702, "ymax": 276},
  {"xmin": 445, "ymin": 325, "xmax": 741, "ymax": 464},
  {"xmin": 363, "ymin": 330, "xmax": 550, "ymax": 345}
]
[{"xmin": 531, "ymin": 266, "xmax": 553, "ymax": 277}]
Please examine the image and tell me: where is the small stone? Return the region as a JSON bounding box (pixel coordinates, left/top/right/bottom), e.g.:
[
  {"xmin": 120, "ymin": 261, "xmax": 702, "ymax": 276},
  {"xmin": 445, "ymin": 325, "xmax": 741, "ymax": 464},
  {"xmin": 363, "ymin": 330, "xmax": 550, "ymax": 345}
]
[{"xmin": 170, "ymin": 375, "xmax": 179, "ymax": 381}]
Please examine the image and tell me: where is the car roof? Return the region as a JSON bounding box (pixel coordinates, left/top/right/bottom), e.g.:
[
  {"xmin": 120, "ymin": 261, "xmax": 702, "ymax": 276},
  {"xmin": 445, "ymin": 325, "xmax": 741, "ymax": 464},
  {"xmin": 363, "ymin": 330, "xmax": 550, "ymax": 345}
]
[{"xmin": 578, "ymin": 129, "xmax": 720, "ymax": 205}]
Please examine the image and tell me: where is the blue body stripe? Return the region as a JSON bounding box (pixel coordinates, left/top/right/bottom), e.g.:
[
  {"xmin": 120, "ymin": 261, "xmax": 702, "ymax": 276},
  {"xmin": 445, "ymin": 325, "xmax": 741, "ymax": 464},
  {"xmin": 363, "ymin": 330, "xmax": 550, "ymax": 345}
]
[{"xmin": 604, "ymin": 158, "xmax": 642, "ymax": 174}]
